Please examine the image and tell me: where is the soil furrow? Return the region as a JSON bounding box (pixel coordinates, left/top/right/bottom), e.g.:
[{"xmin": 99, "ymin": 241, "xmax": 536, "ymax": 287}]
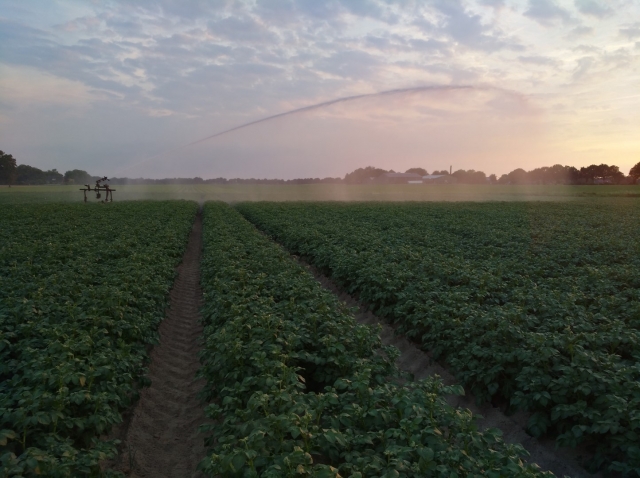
[
  {"xmin": 112, "ymin": 212, "xmax": 208, "ymax": 478},
  {"xmin": 297, "ymin": 259, "xmax": 599, "ymax": 478}
]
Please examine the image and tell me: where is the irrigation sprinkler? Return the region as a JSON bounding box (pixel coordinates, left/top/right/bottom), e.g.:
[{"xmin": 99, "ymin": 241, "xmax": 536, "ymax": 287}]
[{"xmin": 80, "ymin": 176, "xmax": 116, "ymax": 202}]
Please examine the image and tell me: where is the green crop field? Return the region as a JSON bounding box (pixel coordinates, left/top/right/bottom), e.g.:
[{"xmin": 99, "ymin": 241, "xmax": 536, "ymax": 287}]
[
  {"xmin": 1, "ymin": 183, "xmax": 639, "ymax": 205},
  {"xmin": 238, "ymin": 200, "xmax": 640, "ymax": 475},
  {"xmin": 198, "ymin": 202, "xmax": 550, "ymax": 477},
  {"xmin": 0, "ymin": 201, "xmax": 197, "ymax": 476},
  {"xmin": 0, "ymin": 199, "xmax": 555, "ymax": 478},
  {"xmin": 2, "ymin": 195, "xmax": 639, "ymax": 477}
]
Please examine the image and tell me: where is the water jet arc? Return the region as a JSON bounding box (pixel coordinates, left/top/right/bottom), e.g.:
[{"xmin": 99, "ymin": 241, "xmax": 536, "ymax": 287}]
[
  {"xmin": 117, "ymin": 84, "xmax": 514, "ymax": 175},
  {"xmin": 186, "ymin": 85, "xmax": 477, "ymax": 146}
]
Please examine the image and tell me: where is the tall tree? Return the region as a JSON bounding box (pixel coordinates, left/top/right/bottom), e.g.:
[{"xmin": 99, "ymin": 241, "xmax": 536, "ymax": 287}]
[
  {"xmin": 16, "ymin": 164, "xmax": 45, "ymax": 184},
  {"xmin": 44, "ymin": 169, "xmax": 64, "ymax": 184},
  {"xmin": 0, "ymin": 150, "xmax": 17, "ymax": 186},
  {"xmin": 507, "ymin": 168, "xmax": 529, "ymax": 184},
  {"xmin": 630, "ymin": 161, "xmax": 640, "ymax": 181},
  {"xmin": 580, "ymin": 164, "xmax": 624, "ymax": 184},
  {"xmin": 64, "ymin": 169, "xmax": 92, "ymax": 185},
  {"xmin": 344, "ymin": 166, "xmax": 388, "ymax": 184},
  {"xmin": 405, "ymin": 167, "xmax": 428, "ymax": 176},
  {"xmin": 451, "ymin": 169, "xmax": 487, "ymax": 184}
]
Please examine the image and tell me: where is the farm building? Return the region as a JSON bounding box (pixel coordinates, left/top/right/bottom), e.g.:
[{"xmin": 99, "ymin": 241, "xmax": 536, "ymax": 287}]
[{"xmin": 374, "ymin": 172, "xmax": 423, "ymax": 184}]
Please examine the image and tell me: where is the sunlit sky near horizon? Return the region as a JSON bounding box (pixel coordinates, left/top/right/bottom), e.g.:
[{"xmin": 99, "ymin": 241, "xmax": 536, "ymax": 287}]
[{"xmin": 1, "ymin": 0, "xmax": 639, "ymax": 179}]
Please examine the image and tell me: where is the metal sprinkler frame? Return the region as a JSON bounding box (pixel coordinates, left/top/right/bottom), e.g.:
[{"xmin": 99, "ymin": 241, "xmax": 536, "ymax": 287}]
[{"xmin": 80, "ymin": 176, "xmax": 116, "ymax": 202}]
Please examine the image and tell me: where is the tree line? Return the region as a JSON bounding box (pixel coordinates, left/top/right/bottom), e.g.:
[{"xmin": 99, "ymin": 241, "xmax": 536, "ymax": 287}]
[
  {"xmin": 1, "ymin": 149, "xmax": 639, "ymax": 186},
  {"xmin": 0, "ymin": 152, "xmax": 97, "ymax": 186},
  {"xmin": 344, "ymin": 163, "xmax": 640, "ymax": 185}
]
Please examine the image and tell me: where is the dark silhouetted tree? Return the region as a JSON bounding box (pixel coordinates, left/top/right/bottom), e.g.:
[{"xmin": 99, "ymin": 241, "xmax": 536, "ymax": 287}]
[
  {"xmin": 344, "ymin": 166, "xmax": 388, "ymax": 184},
  {"xmin": 451, "ymin": 169, "xmax": 487, "ymax": 184},
  {"xmin": 16, "ymin": 165, "xmax": 64, "ymax": 184},
  {"xmin": 16, "ymin": 164, "xmax": 44, "ymax": 184},
  {"xmin": 580, "ymin": 164, "xmax": 624, "ymax": 184},
  {"xmin": 405, "ymin": 168, "xmax": 428, "ymax": 176},
  {"xmin": 45, "ymin": 169, "xmax": 64, "ymax": 184},
  {"xmin": 64, "ymin": 169, "xmax": 92, "ymax": 185},
  {"xmin": 0, "ymin": 150, "xmax": 17, "ymax": 186},
  {"xmin": 507, "ymin": 168, "xmax": 529, "ymax": 184},
  {"xmin": 630, "ymin": 162, "xmax": 640, "ymax": 181}
]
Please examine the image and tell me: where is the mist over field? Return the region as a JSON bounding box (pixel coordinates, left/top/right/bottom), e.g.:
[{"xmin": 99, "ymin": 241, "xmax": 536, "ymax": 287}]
[{"xmin": 1, "ymin": 0, "xmax": 639, "ymax": 179}]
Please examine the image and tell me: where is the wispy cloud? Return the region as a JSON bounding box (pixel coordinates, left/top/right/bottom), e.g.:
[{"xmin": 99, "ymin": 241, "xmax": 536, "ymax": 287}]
[
  {"xmin": 574, "ymin": 0, "xmax": 613, "ymax": 18},
  {"xmin": 524, "ymin": 0, "xmax": 575, "ymax": 26},
  {"xmin": 1, "ymin": 0, "xmax": 639, "ymax": 177}
]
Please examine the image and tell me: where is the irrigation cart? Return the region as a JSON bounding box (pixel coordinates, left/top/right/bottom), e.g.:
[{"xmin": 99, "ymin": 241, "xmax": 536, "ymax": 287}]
[{"xmin": 80, "ymin": 177, "xmax": 116, "ymax": 203}]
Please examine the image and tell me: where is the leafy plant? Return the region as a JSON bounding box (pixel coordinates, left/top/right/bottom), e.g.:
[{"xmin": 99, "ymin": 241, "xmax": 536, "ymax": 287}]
[
  {"xmin": 237, "ymin": 201, "xmax": 640, "ymax": 476},
  {"xmin": 0, "ymin": 201, "xmax": 197, "ymax": 477},
  {"xmin": 198, "ymin": 202, "xmax": 551, "ymax": 477}
]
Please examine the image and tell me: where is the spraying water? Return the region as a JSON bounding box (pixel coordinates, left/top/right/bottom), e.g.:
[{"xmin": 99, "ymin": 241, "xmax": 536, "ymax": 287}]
[
  {"xmin": 117, "ymin": 84, "xmax": 524, "ymax": 175},
  {"xmin": 186, "ymin": 85, "xmax": 482, "ymax": 146}
]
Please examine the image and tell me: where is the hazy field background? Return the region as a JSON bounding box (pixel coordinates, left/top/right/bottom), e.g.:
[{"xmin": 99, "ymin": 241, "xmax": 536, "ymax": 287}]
[{"xmin": 1, "ymin": 184, "xmax": 639, "ymax": 204}]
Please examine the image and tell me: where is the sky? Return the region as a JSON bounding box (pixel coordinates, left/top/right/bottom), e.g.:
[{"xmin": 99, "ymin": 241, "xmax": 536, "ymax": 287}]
[{"xmin": 0, "ymin": 0, "xmax": 639, "ymax": 179}]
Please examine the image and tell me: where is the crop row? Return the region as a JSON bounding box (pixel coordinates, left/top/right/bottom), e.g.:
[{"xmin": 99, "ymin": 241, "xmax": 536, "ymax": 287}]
[
  {"xmin": 197, "ymin": 202, "xmax": 551, "ymax": 477},
  {"xmin": 0, "ymin": 201, "xmax": 198, "ymax": 477},
  {"xmin": 237, "ymin": 201, "xmax": 640, "ymax": 476}
]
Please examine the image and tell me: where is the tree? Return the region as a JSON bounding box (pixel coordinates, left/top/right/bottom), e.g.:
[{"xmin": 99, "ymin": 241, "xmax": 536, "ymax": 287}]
[
  {"xmin": 507, "ymin": 168, "xmax": 529, "ymax": 184},
  {"xmin": 630, "ymin": 162, "xmax": 640, "ymax": 181},
  {"xmin": 64, "ymin": 169, "xmax": 92, "ymax": 185},
  {"xmin": 405, "ymin": 168, "xmax": 428, "ymax": 176},
  {"xmin": 45, "ymin": 169, "xmax": 64, "ymax": 184},
  {"xmin": 580, "ymin": 164, "xmax": 624, "ymax": 184},
  {"xmin": 16, "ymin": 164, "xmax": 45, "ymax": 184},
  {"xmin": 528, "ymin": 166, "xmax": 549, "ymax": 184},
  {"xmin": 451, "ymin": 169, "xmax": 487, "ymax": 184},
  {"xmin": 0, "ymin": 150, "xmax": 17, "ymax": 186},
  {"xmin": 432, "ymin": 170, "xmax": 449, "ymax": 175},
  {"xmin": 344, "ymin": 166, "xmax": 388, "ymax": 184}
]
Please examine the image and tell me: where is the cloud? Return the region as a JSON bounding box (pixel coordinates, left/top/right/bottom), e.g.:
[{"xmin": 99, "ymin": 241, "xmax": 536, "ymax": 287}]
[
  {"xmin": 568, "ymin": 56, "xmax": 598, "ymax": 82},
  {"xmin": 431, "ymin": 1, "xmax": 515, "ymax": 52},
  {"xmin": 524, "ymin": 0, "xmax": 574, "ymax": 25},
  {"xmin": 566, "ymin": 25, "xmax": 594, "ymax": 39},
  {"xmin": 518, "ymin": 54, "xmax": 561, "ymax": 67},
  {"xmin": 314, "ymin": 50, "xmax": 381, "ymax": 79},
  {"xmin": 104, "ymin": 16, "xmax": 146, "ymax": 38},
  {"xmin": 2, "ymin": 0, "xmax": 640, "ymax": 178},
  {"xmin": 574, "ymin": 0, "xmax": 613, "ymax": 18},
  {"xmin": 410, "ymin": 38, "xmax": 451, "ymax": 56},
  {"xmin": 572, "ymin": 44, "xmax": 600, "ymax": 53},
  {"xmin": 0, "ymin": 64, "xmax": 102, "ymax": 109},
  {"xmin": 620, "ymin": 22, "xmax": 640, "ymax": 40},
  {"xmin": 208, "ymin": 15, "xmax": 279, "ymax": 44},
  {"xmin": 478, "ymin": 0, "xmax": 506, "ymax": 7},
  {"xmin": 341, "ymin": 0, "xmax": 399, "ymax": 23}
]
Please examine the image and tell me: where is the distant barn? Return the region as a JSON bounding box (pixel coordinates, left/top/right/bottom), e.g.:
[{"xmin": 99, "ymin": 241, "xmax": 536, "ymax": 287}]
[
  {"xmin": 375, "ymin": 172, "xmax": 423, "ymax": 184},
  {"xmin": 422, "ymin": 174, "xmax": 457, "ymax": 184}
]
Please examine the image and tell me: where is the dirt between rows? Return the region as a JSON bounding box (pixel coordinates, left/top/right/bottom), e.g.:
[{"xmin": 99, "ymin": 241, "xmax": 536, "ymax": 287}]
[
  {"xmin": 107, "ymin": 212, "xmax": 208, "ymax": 477},
  {"xmin": 296, "ymin": 258, "xmax": 600, "ymax": 478}
]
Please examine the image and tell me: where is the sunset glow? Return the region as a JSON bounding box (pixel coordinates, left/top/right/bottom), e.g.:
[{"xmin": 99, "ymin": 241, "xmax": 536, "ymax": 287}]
[{"xmin": 1, "ymin": 0, "xmax": 638, "ymax": 178}]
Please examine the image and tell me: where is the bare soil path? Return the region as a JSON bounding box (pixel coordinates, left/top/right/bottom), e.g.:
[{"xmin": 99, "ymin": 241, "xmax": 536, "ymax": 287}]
[{"xmin": 114, "ymin": 212, "xmax": 207, "ymax": 477}]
